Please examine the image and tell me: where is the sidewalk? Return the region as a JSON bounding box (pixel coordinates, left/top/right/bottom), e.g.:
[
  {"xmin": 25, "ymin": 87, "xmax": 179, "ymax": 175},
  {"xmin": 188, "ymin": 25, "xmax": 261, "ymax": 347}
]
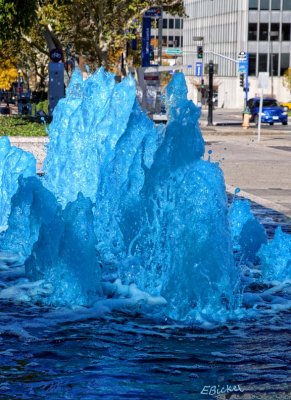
[{"xmin": 202, "ymin": 131, "xmax": 291, "ymax": 218}]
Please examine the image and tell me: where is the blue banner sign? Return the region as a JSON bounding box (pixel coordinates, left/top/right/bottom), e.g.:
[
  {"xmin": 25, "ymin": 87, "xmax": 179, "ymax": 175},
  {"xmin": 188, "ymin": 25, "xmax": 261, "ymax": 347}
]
[
  {"xmin": 238, "ymin": 60, "xmax": 248, "ymax": 73},
  {"xmin": 142, "ymin": 17, "xmax": 151, "ymax": 67}
]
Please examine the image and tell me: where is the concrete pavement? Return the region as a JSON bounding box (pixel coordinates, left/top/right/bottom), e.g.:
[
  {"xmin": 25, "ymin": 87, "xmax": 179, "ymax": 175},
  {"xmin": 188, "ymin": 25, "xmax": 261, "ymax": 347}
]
[{"xmin": 202, "ymin": 129, "xmax": 291, "ymax": 219}]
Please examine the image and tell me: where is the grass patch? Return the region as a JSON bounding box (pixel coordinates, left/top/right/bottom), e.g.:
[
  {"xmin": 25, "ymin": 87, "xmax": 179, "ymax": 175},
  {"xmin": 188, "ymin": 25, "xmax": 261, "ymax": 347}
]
[{"xmin": 0, "ymin": 115, "xmax": 48, "ymax": 137}]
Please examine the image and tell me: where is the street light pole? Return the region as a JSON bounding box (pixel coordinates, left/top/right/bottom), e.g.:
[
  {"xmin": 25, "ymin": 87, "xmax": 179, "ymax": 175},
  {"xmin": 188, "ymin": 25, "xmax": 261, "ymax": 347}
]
[
  {"xmin": 269, "ymin": 31, "xmax": 277, "ymax": 97},
  {"xmin": 207, "ymin": 60, "xmax": 214, "ymax": 126},
  {"xmin": 270, "ymin": 35, "xmax": 274, "ymax": 97},
  {"xmin": 17, "ymin": 66, "xmax": 21, "ymax": 100}
]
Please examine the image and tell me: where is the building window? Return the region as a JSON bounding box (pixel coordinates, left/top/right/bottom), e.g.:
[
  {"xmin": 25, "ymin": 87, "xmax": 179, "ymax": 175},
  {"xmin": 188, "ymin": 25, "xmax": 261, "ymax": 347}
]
[
  {"xmin": 259, "ymin": 53, "xmax": 268, "ymax": 71},
  {"xmin": 162, "ymin": 36, "xmax": 167, "ymax": 46},
  {"xmin": 168, "ymin": 35, "xmax": 174, "ymax": 47},
  {"xmin": 169, "ymin": 19, "xmax": 174, "ymax": 29},
  {"xmin": 282, "ymin": 23, "xmax": 291, "ymax": 40},
  {"xmin": 259, "ymin": 23, "xmax": 269, "ymax": 40},
  {"xmin": 249, "ymin": 0, "xmax": 258, "ymax": 9},
  {"xmin": 270, "ymin": 53, "xmax": 279, "ymax": 76},
  {"xmin": 174, "ymin": 36, "xmax": 180, "ymax": 47},
  {"xmin": 162, "ymin": 19, "xmax": 168, "ymax": 29},
  {"xmin": 270, "ymin": 23, "xmax": 280, "ymax": 40},
  {"xmin": 283, "ymin": 0, "xmax": 291, "ymax": 10},
  {"xmin": 271, "ymin": 0, "xmax": 280, "ymax": 10},
  {"xmin": 248, "ymin": 23, "xmax": 257, "ymax": 40},
  {"xmin": 175, "ymin": 19, "xmax": 180, "ymax": 29},
  {"xmin": 260, "ymin": 0, "xmax": 270, "ymax": 10},
  {"xmin": 248, "ymin": 53, "xmax": 257, "ymax": 76},
  {"xmin": 280, "ymin": 53, "xmax": 290, "ymax": 75}
]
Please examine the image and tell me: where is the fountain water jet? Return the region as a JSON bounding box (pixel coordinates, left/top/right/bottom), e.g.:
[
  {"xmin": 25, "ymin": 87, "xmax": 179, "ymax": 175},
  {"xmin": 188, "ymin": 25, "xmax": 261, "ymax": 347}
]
[{"xmin": 0, "ymin": 68, "xmax": 290, "ymax": 323}]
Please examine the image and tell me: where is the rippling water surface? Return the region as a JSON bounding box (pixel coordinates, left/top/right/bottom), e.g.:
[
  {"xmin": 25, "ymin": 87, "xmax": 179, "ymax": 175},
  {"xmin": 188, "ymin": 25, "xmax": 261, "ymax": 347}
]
[
  {"xmin": 0, "ymin": 202, "xmax": 290, "ymax": 400},
  {"xmin": 0, "ymin": 308, "xmax": 290, "ymax": 399}
]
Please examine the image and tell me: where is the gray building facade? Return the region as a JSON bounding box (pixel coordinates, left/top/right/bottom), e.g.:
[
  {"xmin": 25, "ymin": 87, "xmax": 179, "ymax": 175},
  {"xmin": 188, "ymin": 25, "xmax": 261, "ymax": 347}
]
[{"xmin": 183, "ymin": 0, "xmax": 291, "ymax": 108}]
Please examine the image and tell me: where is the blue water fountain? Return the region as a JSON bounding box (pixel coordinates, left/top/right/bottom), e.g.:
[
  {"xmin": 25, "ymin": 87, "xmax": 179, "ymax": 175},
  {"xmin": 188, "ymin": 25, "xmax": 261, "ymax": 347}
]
[{"xmin": 0, "ymin": 68, "xmax": 290, "ymax": 325}]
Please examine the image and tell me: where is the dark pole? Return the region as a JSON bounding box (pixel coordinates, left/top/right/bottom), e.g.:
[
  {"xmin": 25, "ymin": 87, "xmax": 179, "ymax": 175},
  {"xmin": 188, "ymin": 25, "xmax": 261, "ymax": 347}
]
[
  {"xmin": 207, "ymin": 60, "xmax": 214, "ymax": 126},
  {"xmin": 158, "ymin": 8, "xmax": 163, "ymax": 66}
]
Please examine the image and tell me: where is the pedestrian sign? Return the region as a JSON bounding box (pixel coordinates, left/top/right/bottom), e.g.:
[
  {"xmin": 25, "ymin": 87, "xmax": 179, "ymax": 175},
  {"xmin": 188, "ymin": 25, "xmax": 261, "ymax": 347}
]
[{"xmin": 195, "ymin": 62, "xmax": 203, "ymax": 77}]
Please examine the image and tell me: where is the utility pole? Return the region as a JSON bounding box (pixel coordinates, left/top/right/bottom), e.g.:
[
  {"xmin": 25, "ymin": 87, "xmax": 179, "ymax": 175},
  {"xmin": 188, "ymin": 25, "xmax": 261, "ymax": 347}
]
[
  {"xmin": 207, "ymin": 60, "xmax": 214, "ymax": 126},
  {"xmin": 158, "ymin": 8, "xmax": 163, "ymax": 66}
]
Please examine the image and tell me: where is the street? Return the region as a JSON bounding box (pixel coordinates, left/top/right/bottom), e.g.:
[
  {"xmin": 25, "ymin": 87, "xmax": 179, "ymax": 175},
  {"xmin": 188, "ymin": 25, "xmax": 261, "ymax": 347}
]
[{"xmin": 200, "ymin": 108, "xmax": 291, "ymax": 132}]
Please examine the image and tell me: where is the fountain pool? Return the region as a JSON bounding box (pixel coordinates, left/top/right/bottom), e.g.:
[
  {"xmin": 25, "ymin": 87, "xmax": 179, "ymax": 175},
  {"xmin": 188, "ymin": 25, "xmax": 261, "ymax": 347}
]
[{"xmin": 0, "ymin": 69, "xmax": 290, "ymax": 399}]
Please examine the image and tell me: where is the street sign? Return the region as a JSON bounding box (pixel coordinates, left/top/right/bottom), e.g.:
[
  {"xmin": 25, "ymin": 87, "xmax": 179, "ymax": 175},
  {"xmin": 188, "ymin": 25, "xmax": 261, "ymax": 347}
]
[
  {"xmin": 238, "ymin": 60, "xmax": 248, "ymax": 73},
  {"xmin": 238, "ymin": 51, "xmax": 247, "ymax": 61},
  {"xmin": 257, "ymin": 72, "xmax": 269, "ymax": 89},
  {"xmin": 144, "ymin": 7, "xmax": 162, "ymax": 18},
  {"xmin": 195, "ymin": 62, "xmax": 203, "ymax": 77},
  {"xmin": 165, "ymin": 48, "xmax": 182, "ymax": 55},
  {"xmin": 144, "ymin": 74, "xmax": 159, "ymax": 81},
  {"xmin": 50, "ymin": 48, "xmax": 63, "ymax": 63},
  {"xmin": 204, "ymin": 63, "xmax": 218, "ymax": 75}
]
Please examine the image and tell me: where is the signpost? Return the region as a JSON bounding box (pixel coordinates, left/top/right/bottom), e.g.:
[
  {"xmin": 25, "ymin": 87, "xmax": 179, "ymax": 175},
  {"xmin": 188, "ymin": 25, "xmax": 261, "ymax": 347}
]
[
  {"xmin": 48, "ymin": 48, "xmax": 64, "ymax": 115},
  {"xmin": 257, "ymin": 72, "xmax": 269, "ymax": 142},
  {"xmin": 238, "ymin": 52, "xmax": 249, "ymax": 106}
]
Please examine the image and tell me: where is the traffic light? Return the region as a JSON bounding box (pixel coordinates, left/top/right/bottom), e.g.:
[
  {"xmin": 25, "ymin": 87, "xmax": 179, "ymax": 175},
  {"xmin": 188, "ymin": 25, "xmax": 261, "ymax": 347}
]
[
  {"xmin": 239, "ymin": 73, "xmax": 245, "ymax": 87},
  {"xmin": 197, "ymin": 46, "xmax": 203, "ymax": 59},
  {"xmin": 201, "ymin": 79, "xmax": 205, "ymax": 89}
]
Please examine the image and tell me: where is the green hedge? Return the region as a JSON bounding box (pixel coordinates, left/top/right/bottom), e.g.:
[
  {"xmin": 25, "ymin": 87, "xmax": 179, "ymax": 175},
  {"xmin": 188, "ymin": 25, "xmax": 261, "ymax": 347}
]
[
  {"xmin": 0, "ymin": 116, "xmax": 47, "ymax": 137},
  {"xmin": 36, "ymin": 100, "xmax": 49, "ymax": 115}
]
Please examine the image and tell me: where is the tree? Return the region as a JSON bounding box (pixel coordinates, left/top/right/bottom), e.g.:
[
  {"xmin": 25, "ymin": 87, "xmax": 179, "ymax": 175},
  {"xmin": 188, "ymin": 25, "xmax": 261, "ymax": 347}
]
[
  {"xmin": 283, "ymin": 68, "xmax": 291, "ymax": 93},
  {"xmin": 0, "ymin": 0, "xmax": 184, "ymax": 88},
  {"xmin": 47, "ymin": 0, "xmax": 185, "ymax": 69},
  {"xmin": 0, "ymin": 41, "xmax": 18, "ymax": 90},
  {"xmin": 0, "ymin": 64, "xmax": 18, "ymax": 90},
  {"xmin": 0, "ymin": 0, "xmax": 38, "ymax": 44}
]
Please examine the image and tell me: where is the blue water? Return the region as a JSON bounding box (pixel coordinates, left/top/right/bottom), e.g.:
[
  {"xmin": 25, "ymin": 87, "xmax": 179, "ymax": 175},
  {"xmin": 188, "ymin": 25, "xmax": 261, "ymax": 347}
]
[{"xmin": 0, "ymin": 69, "xmax": 290, "ymax": 398}]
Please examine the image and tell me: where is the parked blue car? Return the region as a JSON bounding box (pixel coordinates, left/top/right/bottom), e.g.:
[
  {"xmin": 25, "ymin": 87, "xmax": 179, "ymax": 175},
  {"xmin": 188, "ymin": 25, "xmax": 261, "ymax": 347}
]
[{"xmin": 247, "ymin": 97, "xmax": 288, "ymax": 126}]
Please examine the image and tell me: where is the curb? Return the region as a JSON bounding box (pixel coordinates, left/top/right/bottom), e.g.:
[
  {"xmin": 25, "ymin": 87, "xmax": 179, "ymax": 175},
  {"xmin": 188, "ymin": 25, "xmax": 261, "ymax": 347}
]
[{"xmin": 200, "ymin": 126, "xmax": 290, "ymax": 136}]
